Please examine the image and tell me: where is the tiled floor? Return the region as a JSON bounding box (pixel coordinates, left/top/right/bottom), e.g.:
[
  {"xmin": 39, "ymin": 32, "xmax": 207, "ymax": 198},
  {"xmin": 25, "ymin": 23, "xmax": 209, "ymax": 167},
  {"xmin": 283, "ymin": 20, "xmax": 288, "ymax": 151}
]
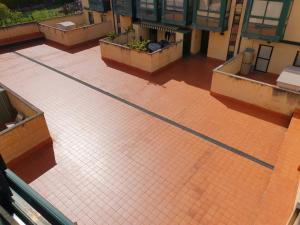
[
  {"xmin": 0, "ymin": 41, "xmax": 289, "ymax": 225},
  {"xmin": 238, "ymin": 71, "xmax": 279, "ymax": 85}
]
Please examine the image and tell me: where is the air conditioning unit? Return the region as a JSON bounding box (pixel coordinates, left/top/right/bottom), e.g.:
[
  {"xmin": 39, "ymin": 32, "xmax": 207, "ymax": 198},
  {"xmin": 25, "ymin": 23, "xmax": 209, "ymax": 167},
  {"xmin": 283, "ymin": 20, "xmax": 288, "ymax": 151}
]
[{"xmin": 0, "ymin": 88, "xmax": 15, "ymax": 125}]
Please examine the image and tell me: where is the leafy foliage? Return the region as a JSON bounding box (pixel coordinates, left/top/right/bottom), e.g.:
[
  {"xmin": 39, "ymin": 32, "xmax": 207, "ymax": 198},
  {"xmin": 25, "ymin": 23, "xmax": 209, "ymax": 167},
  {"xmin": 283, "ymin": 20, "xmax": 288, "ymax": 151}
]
[
  {"xmin": 0, "ymin": 3, "xmax": 9, "ymax": 20},
  {"xmin": 127, "ymin": 40, "xmax": 150, "ymax": 52},
  {"xmin": 107, "ymin": 31, "xmax": 117, "ymax": 41},
  {"xmin": 0, "ymin": 0, "xmax": 75, "ymax": 10},
  {"xmin": 0, "ymin": 2, "xmax": 76, "ymax": 27}
]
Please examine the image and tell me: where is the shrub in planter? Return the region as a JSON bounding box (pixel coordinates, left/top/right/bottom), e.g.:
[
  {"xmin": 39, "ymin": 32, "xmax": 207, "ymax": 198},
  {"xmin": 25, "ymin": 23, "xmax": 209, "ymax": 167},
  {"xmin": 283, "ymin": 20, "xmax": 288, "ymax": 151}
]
[
  {"xmin": 107, "ymin": 31, "xmax": 117, "ymax": 41},
  {"xmin": 127, "ymin": 39, "xmax": 150, "ymax": 52}
]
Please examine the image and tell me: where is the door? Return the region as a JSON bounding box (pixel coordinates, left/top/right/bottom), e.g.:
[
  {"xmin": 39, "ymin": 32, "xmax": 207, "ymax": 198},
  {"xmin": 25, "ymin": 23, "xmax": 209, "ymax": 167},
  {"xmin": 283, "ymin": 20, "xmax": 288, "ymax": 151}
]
[
  {"xmin": 149, "ymin": 29, "xmax": 157, "ymax": 42},
  {"xmin": 200, "ymin": 30, "xmax": 209, "ymax": 56},
  {"xmin": 182, "ymin": 31, "xmax": 192, "ymax": 57},
  {"xmin": 88, "ymin": 12, "xmax": 94, "ymax": 24},
  {"xmin": 255, "ymin": 45, "xmax": 273, "ymax": 72}
]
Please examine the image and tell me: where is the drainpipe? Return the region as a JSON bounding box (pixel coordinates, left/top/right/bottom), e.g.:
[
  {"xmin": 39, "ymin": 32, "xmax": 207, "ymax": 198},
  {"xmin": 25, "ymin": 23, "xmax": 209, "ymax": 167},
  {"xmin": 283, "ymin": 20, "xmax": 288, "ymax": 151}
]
[{"xmin": 110, "ymin": 0, "xmax": 118, "ymax": 33}]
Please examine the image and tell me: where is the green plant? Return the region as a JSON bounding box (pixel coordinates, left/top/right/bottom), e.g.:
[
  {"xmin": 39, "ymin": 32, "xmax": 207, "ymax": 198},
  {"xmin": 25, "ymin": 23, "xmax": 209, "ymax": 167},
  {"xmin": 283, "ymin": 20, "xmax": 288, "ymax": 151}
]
[
  {"xmin": 0, "ymin": 3, "xmax": 10, "ymax": 20},
  {"xmin": 107, "ymin": 31, "xmax": 117, "ymax": 41},
  {"xmin": 127, "ymin": 39, "xmax": 150, "ymax": 52}
]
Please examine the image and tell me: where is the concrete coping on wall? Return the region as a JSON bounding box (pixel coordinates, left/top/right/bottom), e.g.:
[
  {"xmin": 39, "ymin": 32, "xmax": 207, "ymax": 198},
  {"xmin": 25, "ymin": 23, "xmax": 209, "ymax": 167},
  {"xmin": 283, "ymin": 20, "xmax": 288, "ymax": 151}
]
[
  {"xmin": 0, "ymin": 83, "xmax": 44, "ymax": 136},
  {"xmin": 38, "ymin": 20, "xmax": 109, "ymax": 32},
  {"xmin": 99, "ymin": 37, "xmax": 183, "ymax": 56},
  {"xmin": 213, "ymin": 53, "xmax": 300, "ymax": 96}
]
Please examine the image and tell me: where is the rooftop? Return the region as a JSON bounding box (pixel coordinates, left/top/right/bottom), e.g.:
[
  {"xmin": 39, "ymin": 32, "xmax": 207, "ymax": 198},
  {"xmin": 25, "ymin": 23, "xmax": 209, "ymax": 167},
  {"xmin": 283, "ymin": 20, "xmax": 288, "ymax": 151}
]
[{"xmin": 0, "ymin": 40, "xmax": 293, "ymax": 225}]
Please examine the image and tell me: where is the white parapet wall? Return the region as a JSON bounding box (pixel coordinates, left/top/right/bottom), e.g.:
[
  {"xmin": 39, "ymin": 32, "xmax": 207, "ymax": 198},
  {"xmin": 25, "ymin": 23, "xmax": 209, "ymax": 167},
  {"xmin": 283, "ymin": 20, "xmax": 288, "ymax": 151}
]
[
  {"xmin": 211, "ymin": 54, "xmax": 300, "ymax": 116},
  {"xmin": 100, "ymin": 39, "xmax": 183, "ymax": 73}
]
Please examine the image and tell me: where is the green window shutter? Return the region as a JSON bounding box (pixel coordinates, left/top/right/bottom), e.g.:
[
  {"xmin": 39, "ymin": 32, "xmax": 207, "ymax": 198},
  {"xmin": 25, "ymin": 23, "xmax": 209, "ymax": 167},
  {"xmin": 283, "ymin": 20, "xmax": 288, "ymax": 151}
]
[{"xmin": 192, "ymin": 0, "xmax": 232, "ymax": 32}]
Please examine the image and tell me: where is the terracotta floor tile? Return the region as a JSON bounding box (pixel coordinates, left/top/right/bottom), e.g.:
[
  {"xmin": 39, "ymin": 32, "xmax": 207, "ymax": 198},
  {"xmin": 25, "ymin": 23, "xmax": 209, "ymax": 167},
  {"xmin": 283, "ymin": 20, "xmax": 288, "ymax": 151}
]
[{"xmin": 0, "ymin": 42, "xmax": 290, "ymax": 225}]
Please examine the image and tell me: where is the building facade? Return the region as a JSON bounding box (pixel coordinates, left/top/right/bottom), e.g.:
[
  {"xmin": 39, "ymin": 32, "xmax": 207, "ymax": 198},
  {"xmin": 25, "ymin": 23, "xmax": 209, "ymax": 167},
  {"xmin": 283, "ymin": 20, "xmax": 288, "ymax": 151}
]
[{"xmin": 82, "ymin": 0, "xmax": 300, "ymax": 75}]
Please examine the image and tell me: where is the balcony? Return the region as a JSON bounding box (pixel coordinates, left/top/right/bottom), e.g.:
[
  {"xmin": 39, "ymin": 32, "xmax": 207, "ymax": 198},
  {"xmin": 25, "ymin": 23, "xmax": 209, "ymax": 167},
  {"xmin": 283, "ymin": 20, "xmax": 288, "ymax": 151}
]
[
  {"xmin": 100, "ymin": 30, "xmax": 183, "ymax": 73},
  {"xmin": 242, "ymin": 0, "xmax": 293, "ymax": 41},
  {"xmin": 161, "ymin": 0, "xmax": 193, "ymax": 26},
  {"xmin": 192, "ymin": 0, "xmax": 232, "ymax": 32},
  {"xmin": 211, "ymin": 52, "xmax": 300, "ymax": 116},
  {"xmin": 0, "ymin": 155, "xmax": 75, "ymax": 225},
  {"xmin": 113, "ymin": 0, "xmax": 134, "ymax": 16},
  {"xmin": 0, "ymin": 84, "xmax": 52, "ymax": 165},
  {"xmin": 88, "ymin": 0, "xmax": 111, "ymax": 12},
  {"xmin": 136, "ymin": 0, "xmax": 159, "ymax": 22}
]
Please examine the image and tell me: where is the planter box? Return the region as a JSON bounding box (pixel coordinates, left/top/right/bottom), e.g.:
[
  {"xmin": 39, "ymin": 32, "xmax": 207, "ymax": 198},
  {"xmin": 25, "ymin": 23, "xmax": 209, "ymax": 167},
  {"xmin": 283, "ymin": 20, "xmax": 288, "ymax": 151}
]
[
  {"xmin": 211, "ymin": 54, "xmax": 300, "ymax": 116},
  {"xmin": 100, "ymin": 39, "xmax": 183, "ymax": 73},
  {"xmin": 39, "ymin": 21, "xmax": 113, "ymax": 47},
  {"xmin": 0, "ymin": 84, "xmax": 51, "ymax": 164}
]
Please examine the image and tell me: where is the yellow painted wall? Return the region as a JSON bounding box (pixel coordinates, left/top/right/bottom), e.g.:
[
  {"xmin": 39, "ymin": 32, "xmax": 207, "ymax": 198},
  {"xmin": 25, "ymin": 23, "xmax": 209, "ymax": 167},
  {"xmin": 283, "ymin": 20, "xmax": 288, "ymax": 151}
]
[
  {"xmin": 100, "ymin": 40, "xmax": 183, "ymax": 73},
  {"xmin": 39, "ymin": 21, "xmax": 113, "ymax": 47},
  {"xmin": 133, "ymin": 24, "xmax": 149, "ymax": 40},
  {"xmin": 211, "ymin": 69, "xmax": 300, "ymax": 116},
  {"xmin": 120, "ymin": 16, "xmax": 132, "ymax": 32},
  {"xmin": 40, "ymin": 14, "xmax": 86, "ymax": 26},
  {"xmin": 81, "ymin": 0, "xmax": 89, "ymax": 8},
  {"xmin": 0, "ymin": 22, "xmax": 40, "ymax": 46},
  {"xmin": 0, "ymin": 88, "xmax": 51, "ymax": 163},
  {"xmin": 239, "ymin": 38, "xmax": 300, "ymax": 74},
  {"xmin": 0, "ymin": 115, "xmax": 51, "ymax": 163},
  {"xmin": 207, "ymin": 0, "xmax": 236, "ymax": 60},
  {"xmin": 6, "ymin": 92, "xmax": 37, "ymax": 117},
  {"xmin": 190, "ymin": 29, "xmax": 201, "ymax": 54},
  {"xmin": 283, "ymin": 0, "xmax": 300, "ymax": 43}
]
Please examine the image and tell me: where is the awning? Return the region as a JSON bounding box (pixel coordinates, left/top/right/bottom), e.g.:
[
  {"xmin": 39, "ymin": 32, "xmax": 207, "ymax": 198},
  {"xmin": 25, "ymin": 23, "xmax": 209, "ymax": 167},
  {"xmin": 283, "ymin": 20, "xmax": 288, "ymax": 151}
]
[{"xmin": 136, "ymin": 22, "xmax": 179, "ymax": 33}]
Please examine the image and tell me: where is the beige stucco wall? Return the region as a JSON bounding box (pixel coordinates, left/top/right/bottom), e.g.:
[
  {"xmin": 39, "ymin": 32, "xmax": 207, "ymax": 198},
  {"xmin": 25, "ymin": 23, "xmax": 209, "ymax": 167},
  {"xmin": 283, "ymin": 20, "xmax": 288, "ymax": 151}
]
[
  {"xmin": 283, "ymin": 0, "xmax": 300, "ymax": 43},
  {"xmin": 100, "ymin": 40, "xmax": 183, "ymax": 73},
  {"xmin": 211, "ymin": 69, "xmax": 300, "ymax": 116},
  {"xmin": 40, "ymin": 14, "xmax": 86, "ymax": 26},
  {"xmin": 0, "ymin": 87, "xmax": 51, "ymax": 163},
  {"xmin": 39, "ymin": 21, "xmax": 113, "ymax": 47},
  {"xmin": 239, "ymin": 38, "xmax": 300, "ymax": 74},
  {"xmin": 0, "ymin": 22, "xmax": 41, "ymax": 46},
  {"xmin": 206, "ymin": 0, "xmax": 236, "ymax": 60},
  {"xmin": 133, "ymin": 24, "xmax": 149, "ymax": 40},
  {"xmin": 120, "ymin": 16, "xmax": 132, "ymax": 32},
  {"xmin": 190, "ymin": 29, "xmax": 201, "ymax": 54},
  {"xmin": 6, "ymin": 92, "xmax": 36, "ymax": 117},
  {"xmin": 0, "ymin": 114, "xmax": 51, "ymax": 163},
  {"xmin": 81, "ymin": 0, "xmax": 89, "ymax": 8}
]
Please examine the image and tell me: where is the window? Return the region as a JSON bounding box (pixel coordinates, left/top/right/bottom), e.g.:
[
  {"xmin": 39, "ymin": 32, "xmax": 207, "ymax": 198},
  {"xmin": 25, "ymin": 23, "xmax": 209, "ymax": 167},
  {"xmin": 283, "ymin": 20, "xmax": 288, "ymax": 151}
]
[
  {"xmin": 136, "ymin": 0, "xmax": 158, "ymax": 21},
  {"xmin": 294, "ymin": 51, "xmax": 300, "ymax": 67},
  {"xmin": 88, "ymin": 0, "xmax": 110, "ymax": 12},
  {"xmin": 255, "ymin": 45, "xmax": 273, "ymax": 72},
  {"xmin": 242, "ymin": 0, "xmax": 292, "ymax": 41},
  {"xmin": 113, "ymin": 0, "xmax": 133, "ymax": 16},
  {"xmin": 140, "ymin": 0, "xmax": 154, "ymax": 9},
  {"xmin": 162, "ymin": 0, "xmax": 185, "ymax": 24},
  {"xmin": 193, "ymin": 0, "xmax": 231, "ymax": 32}
]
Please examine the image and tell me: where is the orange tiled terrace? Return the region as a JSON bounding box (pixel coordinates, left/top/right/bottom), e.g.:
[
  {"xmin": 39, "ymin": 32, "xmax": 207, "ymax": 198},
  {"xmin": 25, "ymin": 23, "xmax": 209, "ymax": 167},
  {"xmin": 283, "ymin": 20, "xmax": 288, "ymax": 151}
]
[{"xmin": 0, "ymin": 40, "xmax": 298, "ymax": 225}]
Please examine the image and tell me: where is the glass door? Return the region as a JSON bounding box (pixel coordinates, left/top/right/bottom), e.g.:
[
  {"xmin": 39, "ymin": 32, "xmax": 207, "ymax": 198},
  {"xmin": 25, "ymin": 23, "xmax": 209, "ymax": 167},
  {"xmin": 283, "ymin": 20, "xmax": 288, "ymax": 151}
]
[{"xmin": 255, "ymin": 44, "xmax": 273, "ymax": 72}]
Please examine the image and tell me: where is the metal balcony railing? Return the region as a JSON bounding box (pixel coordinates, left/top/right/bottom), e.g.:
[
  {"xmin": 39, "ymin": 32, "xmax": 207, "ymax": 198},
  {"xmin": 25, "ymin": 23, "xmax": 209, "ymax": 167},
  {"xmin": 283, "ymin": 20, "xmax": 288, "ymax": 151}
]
[{"xmin": 0, "ymin": 155, "xmax": 75, "ymax": 225}]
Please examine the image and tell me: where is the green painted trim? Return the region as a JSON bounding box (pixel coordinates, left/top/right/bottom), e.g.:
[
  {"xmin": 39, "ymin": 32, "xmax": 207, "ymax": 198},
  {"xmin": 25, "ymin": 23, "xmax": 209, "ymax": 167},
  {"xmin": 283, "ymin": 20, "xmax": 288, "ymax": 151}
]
[
  {"xmin": 136, "ymin": 0, "xmax": 159, "ymax": 21},
  {"xmin": 281, "ymin": 40, "xmax": 300, "ymax": 46},
  {"xmin": 161, "ymin": 0, "xmax": 188, "ymax": 26},
  {"xmin": 88, "ymin": 0, "xmax": 111, "ymax": 12},
  {"xmin": 113, "ymin": 0, "xmax": 134, "ymax": 16},
  {"xmin": 192, "ymin": 0, "xmax": 230, "ymax": 32},
  {"xmin": 242, "ymin": 0, "xmax": 293, "ymax": 41},
  {"xmin": 277, "ymin": 0, "xmax": 293, "ymax": 39},
  {"xmin": 5, "ymin": 169, "xmax": 75, "ymax": 225}
]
